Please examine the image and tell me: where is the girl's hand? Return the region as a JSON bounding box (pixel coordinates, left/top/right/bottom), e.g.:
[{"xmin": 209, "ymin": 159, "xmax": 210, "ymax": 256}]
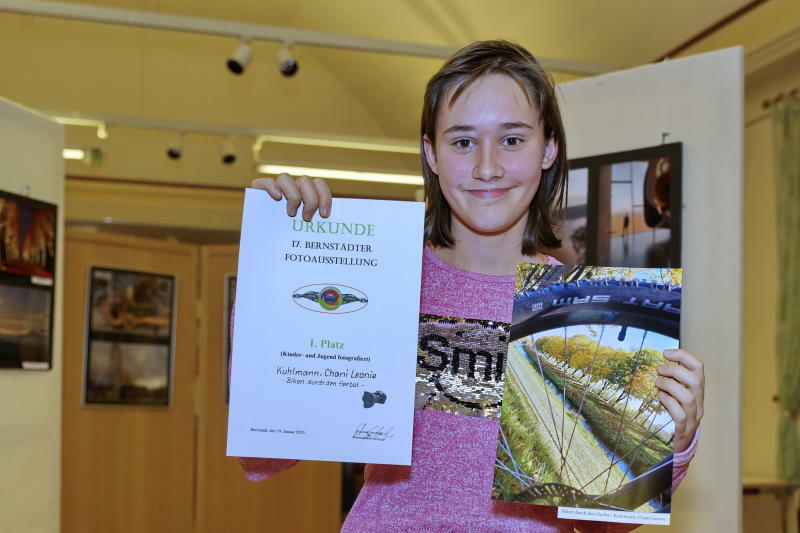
[
  {"xmin": 251, "ymin": 174, "xmax": 332, "ymax": 221},
  {"xmin": 656, "ymin": 349, "xmax": 704, "ymax": 453}
]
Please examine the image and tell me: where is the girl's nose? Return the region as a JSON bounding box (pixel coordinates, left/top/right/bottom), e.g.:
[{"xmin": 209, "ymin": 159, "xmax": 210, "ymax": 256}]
[{"xmin": 473, "ymin": 145, "xmax": 502, "ymax": 181}]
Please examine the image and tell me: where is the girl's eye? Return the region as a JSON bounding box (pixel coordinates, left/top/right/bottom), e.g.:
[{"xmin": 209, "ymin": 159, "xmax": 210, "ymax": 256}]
[
  {"xmin": 503, "ymin": 136, "xmax": 524, "ymax": 146},
  {"xmin": 453, "ymin": 139, "xmax": 474, "ymax": 150}
]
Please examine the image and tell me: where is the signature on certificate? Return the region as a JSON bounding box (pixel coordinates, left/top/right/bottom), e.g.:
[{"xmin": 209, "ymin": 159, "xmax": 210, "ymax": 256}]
[{"xmin": 352, "ymin": 423, "xmax": 395, "ymax": 441}]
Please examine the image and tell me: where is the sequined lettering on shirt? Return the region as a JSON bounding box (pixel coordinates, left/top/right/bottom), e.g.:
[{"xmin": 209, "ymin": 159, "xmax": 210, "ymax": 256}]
[{"xmin": 415, "ymin": 314, "xmax": 510, "ymax": 419}]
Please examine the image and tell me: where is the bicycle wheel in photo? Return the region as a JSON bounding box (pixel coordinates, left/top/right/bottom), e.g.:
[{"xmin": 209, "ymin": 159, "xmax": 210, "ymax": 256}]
[{"xmin": 494, "ymin": 264, "xmax": 681, "ymax": 514}]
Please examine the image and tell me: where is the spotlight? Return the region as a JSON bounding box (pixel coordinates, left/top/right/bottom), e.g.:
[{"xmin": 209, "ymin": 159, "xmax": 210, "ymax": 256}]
[
  {"xmin": 220, "ymin": 136, "xmax": 236, "ymax": 165},
  {"xmin": 227, "ymin": 38, "xmax": 252, "ymax": 75},
  {"xmin": 167, "ymin": 133, "xmax": 184, "ymax": 160},
  {"xmin": 276, "ymin": 43, "xmax": 298, "ymax": 77},
  {"xmin": 97, "ymin": 123, "xmax": 108, "ymax": 140}
]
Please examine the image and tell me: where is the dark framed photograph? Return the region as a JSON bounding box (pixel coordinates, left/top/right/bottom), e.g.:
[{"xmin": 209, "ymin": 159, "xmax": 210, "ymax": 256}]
[
  {"xmin": 0, "ymin": 188, "xmax": 57, "ymax": 370},
  {"xmin": 84, "ymin": 267, "xmax": 175, "ymax": 406},
  {"xmin": 0, "ymin": 189, "xmax": 57, "ymax": 282},
  {"xmin": 553, "ymin": 143, "xmax": 682, "ymax": 268},
  {"xmin": 224, "ymin": 274, "xmax": 236, "ymax": 404},
  {"xmin": 0, "ymin": 281, "xmax": 53, "ymax": 370}
]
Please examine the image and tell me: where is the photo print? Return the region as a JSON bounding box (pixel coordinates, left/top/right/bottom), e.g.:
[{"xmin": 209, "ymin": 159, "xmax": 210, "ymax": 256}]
[
  {"xmin": 0, "ymin": 283, "xmax": 52, "ymax": 369},
  {"xmin": 493, "ymin": 263, "xmax": 681, "ymax": 524},
  {"xmin": 0, "ymin": 188, "xmax": 57, "ymax": 370},
  {"xmin": 550, "ymin": 143, "xmax": 682, "ymax": 268},
  {"xmin": 556, "ymin": 167, "xmax": 589, "ymax": 265},
  {"xmin": 85, "ymin": 340, "xmax": 170, "ymax": 405},
  {"xmin": 84, "ymin": 267, "xmax": 175, "ymax": 406},
  {"xmin": 224, "ymin": 274, "xmax": 236, "ymax": 404},
  {"xmin": 0, "ymin": 189, "xmax": 57, "ymax": 282}
]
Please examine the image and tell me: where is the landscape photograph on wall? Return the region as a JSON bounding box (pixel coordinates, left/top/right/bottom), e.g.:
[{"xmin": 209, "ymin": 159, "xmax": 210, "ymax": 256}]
[{"xmin": 0, "ymin": 283, "xmax": 52, "ymax": 369}]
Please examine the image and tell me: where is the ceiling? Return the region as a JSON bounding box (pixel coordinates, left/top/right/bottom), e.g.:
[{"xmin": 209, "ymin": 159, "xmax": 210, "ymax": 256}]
[
  {"xmin": 2, "ymin": 0, "xmax": 797, "ymax": 233},
  {"xmin": 1, "ymin": 0, "xmax": 764, "ymax": 142}
]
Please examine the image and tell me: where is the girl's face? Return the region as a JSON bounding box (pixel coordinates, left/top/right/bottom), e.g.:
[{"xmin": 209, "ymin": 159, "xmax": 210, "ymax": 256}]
[{"xmin": 423, "ymin": 73, "xmax": 557, "ymax": 242}]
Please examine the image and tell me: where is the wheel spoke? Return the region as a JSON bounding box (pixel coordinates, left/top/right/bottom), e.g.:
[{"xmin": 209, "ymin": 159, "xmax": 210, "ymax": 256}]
[
  {"xmin": 562, "ymin": 325, "xmax": 606, "ymax": 476},
  {"xmin": 603, "ymin": 328, "xmax": 648, "ymax": 494}
]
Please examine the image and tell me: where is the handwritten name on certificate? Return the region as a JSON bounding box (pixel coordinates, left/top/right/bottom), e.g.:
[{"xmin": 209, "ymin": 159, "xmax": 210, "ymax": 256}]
[{"xmin": 226, "ymin": 189, "xmax": 424, "ymax": 465}]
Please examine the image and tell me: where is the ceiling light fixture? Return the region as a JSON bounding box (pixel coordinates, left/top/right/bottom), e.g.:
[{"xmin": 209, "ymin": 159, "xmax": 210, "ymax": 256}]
[
  {"xmin": 276, "ymin": 42, "xmax": 298, "ymax": 77},
  {"xmin": 167, "ymin": 132, "xmax": 184, "ymax": 160},
  {"xmin": 62, "ymin": 148, "xmax": 85, "ymax": 160},
  {"xmin": 220, "ymin": 136, "xmax": 236, "ymax": 165},
  {"xmin": 227, "ymin": 37, "xmax": 252, "ymax": 75},
  {"xmin": 256, "ymin": 164, "xmax": 422, "ymax": 186}
]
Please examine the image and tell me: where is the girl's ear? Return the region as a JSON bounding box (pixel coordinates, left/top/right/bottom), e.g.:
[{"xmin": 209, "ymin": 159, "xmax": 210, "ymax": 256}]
[
  {"xmin": 541, "ymin": 135, "xmax": 558, "ymax": 170},
  {"xmin": 422, "ymin": 134, "xmax": 439, "ymax": 175}
]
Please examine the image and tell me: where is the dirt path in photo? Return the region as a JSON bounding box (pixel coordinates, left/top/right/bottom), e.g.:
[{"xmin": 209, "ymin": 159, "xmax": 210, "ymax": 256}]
[{"xmin": 508, "ymin": 344, "xmax": 629, "ymax": 495}]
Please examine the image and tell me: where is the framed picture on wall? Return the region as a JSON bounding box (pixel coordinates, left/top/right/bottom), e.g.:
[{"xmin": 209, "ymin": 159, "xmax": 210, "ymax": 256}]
[
  {"xmin": 223, "ymin": 274, "xmax": 236, "ymax": 404},
  {"xmin": 83, "ymin": 267, "xmax": 176, "ymax": 406},
  {"xmin": 0, "ymin": 188, "xmax": 57, "ymax": 370},
  {"xmin": 550, "ymin": 143, "xmax": 682, "ymax": 268},
  {"xmin": 555, "ymin": 166, "xmax": 590, "ymax": 265}
]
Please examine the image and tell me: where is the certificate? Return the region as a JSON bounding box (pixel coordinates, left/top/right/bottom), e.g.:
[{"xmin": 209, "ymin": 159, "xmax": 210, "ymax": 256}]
[{"xmin": 226, "ymin": 189, "xmax": 424, "ymax": 465}]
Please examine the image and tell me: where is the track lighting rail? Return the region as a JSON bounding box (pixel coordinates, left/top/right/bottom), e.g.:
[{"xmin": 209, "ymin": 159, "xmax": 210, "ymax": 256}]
[
  {"xmin": 47, "ymin": 109, "xmax": 420, "ymax": 155},
  {"xmin": 0, "ymin": 0, "xmax": 613, "ymax": 75}
]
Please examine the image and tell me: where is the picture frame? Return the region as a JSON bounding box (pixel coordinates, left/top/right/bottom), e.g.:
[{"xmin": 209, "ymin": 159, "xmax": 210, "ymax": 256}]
[
  {"xmin": 0, "ymin": 188, "xmax": 57, "ymax": 370},
  {"xmin": 83, "ymin": 266, "xmax": 176, "ymax": 406},
  {"xmin": 553, "ymin": 143, "xmax": 682, "ymax": 268},
  {"xmin": 223, "ymin": 273, "xmax": 236, "ymax": 405}
]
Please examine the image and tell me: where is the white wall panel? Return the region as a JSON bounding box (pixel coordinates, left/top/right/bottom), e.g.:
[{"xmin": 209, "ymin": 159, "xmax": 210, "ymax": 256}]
[
  {"xmin": 0, "ymin": 97, "xmax": 64, "ymax": 533},
  {"xmin": 560, "ymin": 47, "xmax": 744, "ymax": 533}
]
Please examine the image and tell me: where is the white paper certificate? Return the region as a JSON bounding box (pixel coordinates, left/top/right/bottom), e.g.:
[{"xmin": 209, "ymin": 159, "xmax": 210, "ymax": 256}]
[{"xmin": 226, "ymin": 189, "xmax": 424, "ymax": 465}]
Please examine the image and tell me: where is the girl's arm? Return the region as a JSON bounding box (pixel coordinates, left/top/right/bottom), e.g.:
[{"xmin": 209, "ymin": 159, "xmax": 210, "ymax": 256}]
[{"xmin": 231, "ymin": 175, "xmax": 332, "ymax": 481}]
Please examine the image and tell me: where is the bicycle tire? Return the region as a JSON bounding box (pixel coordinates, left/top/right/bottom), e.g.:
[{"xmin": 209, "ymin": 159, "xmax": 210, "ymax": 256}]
[{"xmin": 511, "ymin": 278, "xmax": 680, "ymax": 342}]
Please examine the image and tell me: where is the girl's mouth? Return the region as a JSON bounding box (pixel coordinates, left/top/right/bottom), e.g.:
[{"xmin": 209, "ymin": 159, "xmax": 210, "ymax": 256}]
[{"xmin": 466, "ymin": 188, "xmax": 510, "ymax": 199}]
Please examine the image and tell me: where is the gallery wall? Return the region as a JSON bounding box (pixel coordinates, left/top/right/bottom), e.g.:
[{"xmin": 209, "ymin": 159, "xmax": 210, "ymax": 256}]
[
  {"xmin": 739, "ymin": 49, "xmax": 800, "ymax": 533},
  {"xmin": 559, "ymin": 48, "xmax": 744, "ymax": 533},
  {"xmin": 0, "ymin": 97, "xmax": 64, "ymax": 533}
]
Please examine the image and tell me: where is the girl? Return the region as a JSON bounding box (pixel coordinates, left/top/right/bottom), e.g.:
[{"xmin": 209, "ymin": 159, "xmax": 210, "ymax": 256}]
[{"xmin": 242, "ymin": 40, "xmax": 704, "ymax": 532}]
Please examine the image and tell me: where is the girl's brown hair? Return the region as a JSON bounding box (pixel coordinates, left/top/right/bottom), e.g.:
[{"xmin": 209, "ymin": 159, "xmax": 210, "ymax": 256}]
[{"xmin": 421, "ymin": 39, "xmax": 567, "ymax": 255}]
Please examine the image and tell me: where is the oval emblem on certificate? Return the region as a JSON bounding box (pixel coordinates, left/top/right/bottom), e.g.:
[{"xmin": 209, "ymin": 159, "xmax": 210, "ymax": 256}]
[{"xmin": 292, "ymin": 284, "xmax": 369, "ymax": 314}]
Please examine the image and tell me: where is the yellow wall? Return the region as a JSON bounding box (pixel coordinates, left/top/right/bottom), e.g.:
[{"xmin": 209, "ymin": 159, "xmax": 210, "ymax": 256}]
[
  {"xmin": 741, "ymin": 51, "xmax": 800, "ymax": 480},
  {"xmin": 674, "ymin": 1, "xmax": 800, "ymax": 483}
]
